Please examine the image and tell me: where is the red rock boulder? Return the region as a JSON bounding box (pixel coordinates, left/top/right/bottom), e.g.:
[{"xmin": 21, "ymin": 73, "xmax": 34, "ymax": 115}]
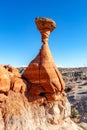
[
  {"xmin": 10, "ymin": 77, "xmax": 27, "ymax": 93},
  {"xmin": 0, "ymin": 65, "xmax": 10, "ymax": 93},
  {"xmin": 4, "ymin": 65, "xmax": 20, "ymax": 77}
]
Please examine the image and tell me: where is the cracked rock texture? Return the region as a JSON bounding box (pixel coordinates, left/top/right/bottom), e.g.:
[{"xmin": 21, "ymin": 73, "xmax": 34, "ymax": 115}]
[{"xmin": 0, "ymin": 89, "xmax": 83, "ymax": 130}]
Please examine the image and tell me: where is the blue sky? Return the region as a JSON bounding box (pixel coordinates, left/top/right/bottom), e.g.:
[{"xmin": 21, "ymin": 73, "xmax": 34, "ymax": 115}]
[{"xmin": 0, "ymin": 0, "xmax": 87, "ymax": 67}]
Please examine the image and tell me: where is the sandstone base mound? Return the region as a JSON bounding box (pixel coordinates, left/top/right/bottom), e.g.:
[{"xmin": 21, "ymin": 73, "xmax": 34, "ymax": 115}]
[{"xmin": 0, "ymin": 65, "xmax": 83, "ymax": 130}]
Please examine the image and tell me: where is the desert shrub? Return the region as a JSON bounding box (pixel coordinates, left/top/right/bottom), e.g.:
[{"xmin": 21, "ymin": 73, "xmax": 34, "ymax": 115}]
[
  {"xmin": 71, "ymin": 108, "xmax": 79, "ymax": 123},
  {"xmin": 71, "ymin": 108, "xmax": 79, "ymax": 118}
]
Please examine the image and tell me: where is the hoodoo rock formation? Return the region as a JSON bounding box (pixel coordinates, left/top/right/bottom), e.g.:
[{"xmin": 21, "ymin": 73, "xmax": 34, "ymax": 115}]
[
  {"xmin": 0, "ymin": 17, "xmax": 83, "ymax": 130},
  {"xmin": 23, "ymin": 17, "xmax": 65, "ymax": 101}
]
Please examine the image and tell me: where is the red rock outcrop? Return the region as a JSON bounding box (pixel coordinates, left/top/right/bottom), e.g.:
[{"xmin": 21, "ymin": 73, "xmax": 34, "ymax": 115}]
[
  {"xmin": 0, "ymin": 91, "xmax": 83, "ymax": 130},
  {"xmin": 10, "ymin": 77, "xmax": 27, "ymax": 93},
  {"xmin": 0, "ymin": 65, "xmax": 10, "ymax": 93},
  {"xmin": 23, "ymin": 17, "xmax": 65, "ymax": 101},
  {"xmin": 0, "ymin": 18, "xmax": 83, "ymax": 130},
  {"xmin": 0, "ymin": 64, "xmax": 27, "ymax": 102},
  {"xmin": 4, "ymin": 64, "xmax": 20, "ymax": 77}
]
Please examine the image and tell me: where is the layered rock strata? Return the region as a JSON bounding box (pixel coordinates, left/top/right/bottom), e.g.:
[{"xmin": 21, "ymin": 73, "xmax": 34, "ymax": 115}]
[
  {"xmin": 0, "ymin": 17, "xmax": 83, "ymax": 130},
  {"xmin": 23, "ymin": 17, "xmax": 65, "ymax": 101}
]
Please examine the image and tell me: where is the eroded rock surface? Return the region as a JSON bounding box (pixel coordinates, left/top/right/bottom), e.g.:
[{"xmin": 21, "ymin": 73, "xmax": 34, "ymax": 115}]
[
  {"xmin": 0, "ymin": 65, "xmax": 27, "ymax": 102},
  {"xmin": 0, "ymin": 17, "xmax": 83, "ymax": 130},
  {"xmin": 0, "ymin": 65, "xmax": 10, "ymax": 93},
  {"xmin": 0, "ymin": 90, "xmax": 83, "ymax": 130},
  {"xmin": 35, "ymin": 17, "xmax": 56, "ymax": 44},
  {"xmin": 23, "ymin": 43, "xmax": 65, "ymax": 101},
  {"xmin": 23, "ymin": 17, "xmax": 65, "ymax": 101}
]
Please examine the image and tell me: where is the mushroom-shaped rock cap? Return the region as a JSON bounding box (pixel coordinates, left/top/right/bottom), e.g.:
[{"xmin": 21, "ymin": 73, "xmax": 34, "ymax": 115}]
[
  {"xmin": 35, "ymin": 17, "xmax": 56, "ymax": 32},
  {"xmin": 35, "ymin": 17, "xmax": 56, "ymax": 44}
]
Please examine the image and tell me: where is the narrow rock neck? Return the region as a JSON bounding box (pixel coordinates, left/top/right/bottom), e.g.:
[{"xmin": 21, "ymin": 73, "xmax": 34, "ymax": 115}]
[{"xmin": 40, "ymin": 30, "xmax": 50, "ymax": 44}]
